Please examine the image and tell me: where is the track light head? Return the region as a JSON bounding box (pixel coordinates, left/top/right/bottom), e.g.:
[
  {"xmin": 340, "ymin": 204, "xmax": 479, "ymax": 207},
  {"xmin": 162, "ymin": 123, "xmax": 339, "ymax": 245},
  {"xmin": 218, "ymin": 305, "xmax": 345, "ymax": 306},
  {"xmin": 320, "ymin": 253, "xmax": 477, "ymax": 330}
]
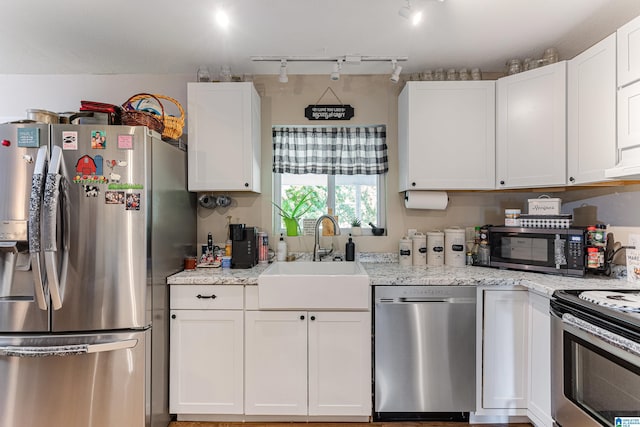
[
  {"xmin": 330, "ymin": 59, "xmax": 342, "ymax": 81},
  {"xmin": 390, "ymin": 60, "xmax": 402, "ymax": 83},
  {"xmin": 279, "ymin": 59, "xmax": 288, "ymax": 83}
]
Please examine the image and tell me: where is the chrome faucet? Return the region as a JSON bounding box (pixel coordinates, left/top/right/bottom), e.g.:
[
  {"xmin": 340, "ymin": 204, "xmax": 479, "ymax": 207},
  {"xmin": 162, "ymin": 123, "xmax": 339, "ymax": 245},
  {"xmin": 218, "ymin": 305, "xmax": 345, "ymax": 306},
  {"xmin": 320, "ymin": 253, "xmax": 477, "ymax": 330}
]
[{"xmin": 313, "ymin": 215, "xmax": 341, "ymax": 261}]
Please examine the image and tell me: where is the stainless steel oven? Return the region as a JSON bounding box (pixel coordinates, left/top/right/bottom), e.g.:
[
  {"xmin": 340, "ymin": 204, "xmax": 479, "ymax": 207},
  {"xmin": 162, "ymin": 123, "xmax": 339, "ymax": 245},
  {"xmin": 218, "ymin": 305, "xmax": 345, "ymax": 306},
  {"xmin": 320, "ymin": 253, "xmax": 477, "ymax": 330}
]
[
  {"xmin": 489, "ymin": 226, "xmax": 585, "ymax": 276},
  {"xmin": 551, "ymin": 290, "xmax": 640, "ymax": 427}
]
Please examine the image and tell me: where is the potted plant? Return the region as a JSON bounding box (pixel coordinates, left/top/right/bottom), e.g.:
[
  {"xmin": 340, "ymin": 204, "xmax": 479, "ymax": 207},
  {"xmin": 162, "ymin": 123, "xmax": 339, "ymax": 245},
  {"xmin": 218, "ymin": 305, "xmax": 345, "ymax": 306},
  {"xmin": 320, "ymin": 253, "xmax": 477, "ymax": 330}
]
[
  {"xmin": 350, "ymin": 218, "xmax": 362, "ymax": 236},
  {"xmin": 272, "ymin": 190, "xmax": 316, "ymax": 236}
]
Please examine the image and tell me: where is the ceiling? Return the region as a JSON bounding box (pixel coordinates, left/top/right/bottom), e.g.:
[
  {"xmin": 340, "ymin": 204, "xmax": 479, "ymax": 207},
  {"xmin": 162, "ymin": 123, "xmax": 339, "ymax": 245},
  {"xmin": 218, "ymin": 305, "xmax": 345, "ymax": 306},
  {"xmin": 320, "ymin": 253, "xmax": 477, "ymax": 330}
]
[{"xmin": 2, "ymin": 0, "xmax": 640, "ymax": 77}]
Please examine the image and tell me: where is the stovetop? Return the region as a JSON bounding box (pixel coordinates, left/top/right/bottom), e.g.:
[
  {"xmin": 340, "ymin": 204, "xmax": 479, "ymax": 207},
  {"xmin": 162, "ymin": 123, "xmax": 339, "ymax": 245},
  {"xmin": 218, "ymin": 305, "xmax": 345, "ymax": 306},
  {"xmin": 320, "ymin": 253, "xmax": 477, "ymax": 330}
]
[{"xmin": 552, "ymin": 289, "xmax": 640, "ymax": 339}]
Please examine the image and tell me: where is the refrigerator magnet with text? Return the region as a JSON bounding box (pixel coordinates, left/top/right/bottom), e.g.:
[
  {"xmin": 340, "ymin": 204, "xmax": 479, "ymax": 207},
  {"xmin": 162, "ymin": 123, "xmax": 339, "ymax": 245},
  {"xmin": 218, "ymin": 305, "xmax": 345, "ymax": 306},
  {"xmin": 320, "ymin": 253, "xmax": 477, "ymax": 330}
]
[
  {"xmin": 17, "ymin": 128, "xmax": 39, "ymax": 148},
  {"xmin": 118, "ymin": 134, "xmax": 133, "ymax": 150},
  {"xmin": 62, "ymin": 131, "xmax": 78, "ymax": 150},
  {"xmin": 91, "ymin": 130, "xmax": 106, "ymax": 149},
  {"xmin": 105, "ymin": 191, "xmax": 124, "ymax": 204},
  {"xmin": 83, "ymin": 185, "xmax": 100, "ymax": 197},
  {"xmin": 125, "ymin": 193, "xmax": 141, "ymax": 210}
]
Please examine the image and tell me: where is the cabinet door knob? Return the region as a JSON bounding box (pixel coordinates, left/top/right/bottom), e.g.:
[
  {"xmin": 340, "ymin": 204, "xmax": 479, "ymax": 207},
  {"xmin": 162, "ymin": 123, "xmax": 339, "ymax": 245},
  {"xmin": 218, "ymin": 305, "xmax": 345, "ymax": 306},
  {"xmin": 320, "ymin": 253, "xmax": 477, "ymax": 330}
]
[
  {"xmin": 411, "ymin": 182, "xmax": 416, "ymax": 187},
  {"xmin": 499, "ymin": 180, "xmax": 505, "ymax": 185},
  {"xmin": 171, "ymin": 314, "xmax": 176, "ymax": 319},
  {"xmin": 300, "ymin": 315, "xmax": 305, "ymax": 320},
  {"xmin": 310, "ymin": 316, "xmax": 316, "ymax": 321},
  {"xmin": 244, "ymin": 182, "xmax": 249, "ymax": 187},
  {"xmin": 569, "ymin": 176, "xmax": 575, "ymax": 182},
  {"xmin": 196, "ymin": 294, "xmax": 217, "ymax": 299}
]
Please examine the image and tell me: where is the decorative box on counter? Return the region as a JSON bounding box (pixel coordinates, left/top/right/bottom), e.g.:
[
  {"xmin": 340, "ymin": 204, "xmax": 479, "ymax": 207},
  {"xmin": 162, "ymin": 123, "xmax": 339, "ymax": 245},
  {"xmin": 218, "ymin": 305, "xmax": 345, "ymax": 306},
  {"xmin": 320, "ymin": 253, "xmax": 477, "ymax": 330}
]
[{"xmin": 528, "ymin": 195, "xmax": 562, "ymax": 215}]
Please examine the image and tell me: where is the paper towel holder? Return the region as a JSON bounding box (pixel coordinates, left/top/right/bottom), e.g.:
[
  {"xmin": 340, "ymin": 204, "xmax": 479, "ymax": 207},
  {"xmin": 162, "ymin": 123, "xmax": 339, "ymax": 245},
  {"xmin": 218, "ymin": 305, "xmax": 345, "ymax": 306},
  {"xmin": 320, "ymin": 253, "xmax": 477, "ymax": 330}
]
[{"xmin": 404, "ymin": 190, "xmax": 449, "ymax": 210}]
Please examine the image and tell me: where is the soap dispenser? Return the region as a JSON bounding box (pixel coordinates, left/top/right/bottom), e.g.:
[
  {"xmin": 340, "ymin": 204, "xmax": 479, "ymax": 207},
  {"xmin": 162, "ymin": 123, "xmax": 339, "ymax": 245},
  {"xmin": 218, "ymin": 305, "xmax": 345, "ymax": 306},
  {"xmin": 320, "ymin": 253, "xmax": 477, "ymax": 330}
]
[
  {"xmin": 277, "ymin": 233, "xmax": 287, "ymax": 261},
  {"xmin": 345, "ymin": 234, "xmax": 355, "ymax": 261}
]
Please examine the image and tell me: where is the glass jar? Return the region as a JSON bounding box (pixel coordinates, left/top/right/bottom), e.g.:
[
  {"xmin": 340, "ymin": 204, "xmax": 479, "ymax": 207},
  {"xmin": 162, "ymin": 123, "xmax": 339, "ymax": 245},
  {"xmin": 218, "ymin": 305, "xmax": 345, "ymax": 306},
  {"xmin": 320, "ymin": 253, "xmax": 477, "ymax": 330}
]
[
  {"xmin": 446, "ymin": 68, "xmax": 458, "ymax": 81},
  {"xmin": 507, "ymin": 59, "xmax": 522, "ymax": 75}
]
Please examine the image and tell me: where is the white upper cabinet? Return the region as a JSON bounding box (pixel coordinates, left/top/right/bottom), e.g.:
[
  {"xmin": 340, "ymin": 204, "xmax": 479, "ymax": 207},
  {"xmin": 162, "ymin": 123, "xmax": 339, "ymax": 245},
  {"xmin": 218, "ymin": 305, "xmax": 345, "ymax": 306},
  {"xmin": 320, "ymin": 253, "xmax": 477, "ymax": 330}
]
[
  {"xmin": 617, "ymin": 14, "xmax": 640, "ymax": 88},
  {"xmin": 398, "ymin": 81, "xmax": 496, "ymax": 191},
  {"xmin": 496, "ymin": 61, "xmax": 567, "ymax": 188},
  {"xmin": 606, "ymin": 15, "xmax": 640, "ymax": 179},
  {"xmin": 567, "ymin": 34, "xmax": 617, "ymax": 185},
  {"xmin": 187, "ymin": 82, "xmax": 261, "ymax": 192}
]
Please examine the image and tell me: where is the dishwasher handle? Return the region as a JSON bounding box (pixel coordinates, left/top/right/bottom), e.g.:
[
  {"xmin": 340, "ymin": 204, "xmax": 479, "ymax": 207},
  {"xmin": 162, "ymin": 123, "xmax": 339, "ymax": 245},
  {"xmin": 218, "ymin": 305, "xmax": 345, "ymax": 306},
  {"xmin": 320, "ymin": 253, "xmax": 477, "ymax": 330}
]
[{"xmin": 376, "ymin": 296, "xmax": 476, "ymax": 304}]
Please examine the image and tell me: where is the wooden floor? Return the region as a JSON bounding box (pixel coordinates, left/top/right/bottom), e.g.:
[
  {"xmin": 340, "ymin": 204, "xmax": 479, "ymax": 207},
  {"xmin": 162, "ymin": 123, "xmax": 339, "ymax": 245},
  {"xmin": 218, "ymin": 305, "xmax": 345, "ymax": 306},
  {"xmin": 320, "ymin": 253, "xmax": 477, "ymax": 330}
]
[{"xmin": 168, "ymin": 422, "xmax": 532, "ymax": 427}]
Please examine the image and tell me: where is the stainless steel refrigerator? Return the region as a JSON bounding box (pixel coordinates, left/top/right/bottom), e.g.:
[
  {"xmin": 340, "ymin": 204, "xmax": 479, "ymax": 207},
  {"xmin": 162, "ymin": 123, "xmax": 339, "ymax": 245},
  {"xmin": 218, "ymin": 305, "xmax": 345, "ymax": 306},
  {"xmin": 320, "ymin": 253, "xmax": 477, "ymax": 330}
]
[{"xmin": 0, "ymin": 123, "xmax": 196, "ymax": 427}]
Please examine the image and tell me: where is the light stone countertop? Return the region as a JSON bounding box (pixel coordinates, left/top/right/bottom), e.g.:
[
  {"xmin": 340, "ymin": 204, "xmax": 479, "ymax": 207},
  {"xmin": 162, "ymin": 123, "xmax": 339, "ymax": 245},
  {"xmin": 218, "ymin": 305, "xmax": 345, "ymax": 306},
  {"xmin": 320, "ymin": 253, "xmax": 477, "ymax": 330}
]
[{"xmin": 166, "ymin": 252, "xmax": 640, "ymax": 295}]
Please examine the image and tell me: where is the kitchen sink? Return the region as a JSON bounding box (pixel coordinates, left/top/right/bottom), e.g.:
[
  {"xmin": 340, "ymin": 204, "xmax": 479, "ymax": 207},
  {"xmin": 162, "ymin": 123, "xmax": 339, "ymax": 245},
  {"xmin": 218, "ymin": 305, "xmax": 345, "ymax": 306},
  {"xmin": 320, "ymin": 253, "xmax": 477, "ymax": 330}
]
[{"xmin": 257, "ymin": 261, "xmax": 370, "ymax": 310}]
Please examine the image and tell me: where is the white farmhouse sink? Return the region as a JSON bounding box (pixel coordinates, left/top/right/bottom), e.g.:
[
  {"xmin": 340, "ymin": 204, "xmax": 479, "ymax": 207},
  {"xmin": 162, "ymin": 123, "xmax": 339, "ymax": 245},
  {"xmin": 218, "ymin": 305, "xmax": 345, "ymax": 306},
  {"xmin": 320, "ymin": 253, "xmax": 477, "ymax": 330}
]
[{"xmin": 257, "ymin": 261, "xmax": 370, "ymax": 310}]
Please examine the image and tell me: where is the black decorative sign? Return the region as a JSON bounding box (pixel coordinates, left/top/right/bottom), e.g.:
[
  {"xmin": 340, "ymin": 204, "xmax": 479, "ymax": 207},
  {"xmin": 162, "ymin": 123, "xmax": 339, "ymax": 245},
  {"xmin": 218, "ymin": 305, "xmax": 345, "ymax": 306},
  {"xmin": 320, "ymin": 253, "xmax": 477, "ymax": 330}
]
[{"xmin": 305, "ymin": 104, "xmax": 354, "ymax": 121}]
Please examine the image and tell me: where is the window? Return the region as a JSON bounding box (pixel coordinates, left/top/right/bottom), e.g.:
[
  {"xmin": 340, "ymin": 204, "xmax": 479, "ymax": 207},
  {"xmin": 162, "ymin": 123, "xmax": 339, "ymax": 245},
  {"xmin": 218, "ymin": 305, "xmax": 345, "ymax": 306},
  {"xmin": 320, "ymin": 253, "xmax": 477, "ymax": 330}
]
[
  {"xmin": 273, "ymin": 172, "xmax": 386, "ymax": 235},
  {"xmin": 272, "ymin": 125, "xmax": 387, "ymax": 235}
]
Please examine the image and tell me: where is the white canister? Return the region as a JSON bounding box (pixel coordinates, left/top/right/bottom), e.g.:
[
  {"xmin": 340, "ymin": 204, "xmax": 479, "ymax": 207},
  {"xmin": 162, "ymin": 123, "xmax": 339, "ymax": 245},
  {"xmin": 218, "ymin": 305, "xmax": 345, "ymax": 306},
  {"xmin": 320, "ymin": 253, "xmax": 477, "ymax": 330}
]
[
  {"xmin": 444, "ymin": 228, "xmax": 466, "ymax": 267},
  {"xmin": 412, "ymin": 232, "xmax": 427, "ymax": 266},
  {"xmin": 427, "ymin": 230, "xmax": 445, "ymax": 266},
  {"xmin": 399, "ymin": 237, "xmax": 412, "ymax": 266}
]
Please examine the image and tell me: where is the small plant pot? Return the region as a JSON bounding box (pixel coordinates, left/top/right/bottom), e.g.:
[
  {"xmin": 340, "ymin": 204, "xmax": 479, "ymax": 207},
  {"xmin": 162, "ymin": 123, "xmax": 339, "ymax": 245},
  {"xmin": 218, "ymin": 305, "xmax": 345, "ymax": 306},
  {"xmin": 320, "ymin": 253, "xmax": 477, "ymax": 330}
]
[
  {"xmin": 351, "ymin": 226, "xmax": 362, "ymax": 236},
  {"xmin": 283, "ymin": 218, "xmax": 299, "ymax": 236}
]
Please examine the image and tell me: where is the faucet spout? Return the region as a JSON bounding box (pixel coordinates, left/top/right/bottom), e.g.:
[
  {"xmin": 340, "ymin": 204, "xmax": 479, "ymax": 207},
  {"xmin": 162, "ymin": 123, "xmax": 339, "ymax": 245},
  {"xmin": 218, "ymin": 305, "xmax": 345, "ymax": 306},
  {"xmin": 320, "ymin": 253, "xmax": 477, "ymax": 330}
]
[{"xmin": 313, "ymin": 214, "xmax": 341, "ymax": 261}]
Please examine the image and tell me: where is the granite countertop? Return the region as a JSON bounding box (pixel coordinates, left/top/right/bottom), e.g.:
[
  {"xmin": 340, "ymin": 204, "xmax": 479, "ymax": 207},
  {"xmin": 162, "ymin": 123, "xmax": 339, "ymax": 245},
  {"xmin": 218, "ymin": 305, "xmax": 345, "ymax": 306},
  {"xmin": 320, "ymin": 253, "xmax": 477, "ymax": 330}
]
[{"xmin": 167, "ymin": 253, "xmax": 640, "ymax": 296}]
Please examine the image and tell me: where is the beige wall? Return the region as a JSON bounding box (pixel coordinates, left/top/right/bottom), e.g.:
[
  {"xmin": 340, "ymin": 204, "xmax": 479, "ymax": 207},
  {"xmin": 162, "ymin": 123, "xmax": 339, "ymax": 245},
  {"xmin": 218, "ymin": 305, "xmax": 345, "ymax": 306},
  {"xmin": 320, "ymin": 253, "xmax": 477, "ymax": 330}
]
[
  {"xmin": 196, "ymin": 74, "xmax": 640, "ymax": 254},
  {"xmin": 196, "ymin": 74, "xmax": 539, "ymax": 253}
]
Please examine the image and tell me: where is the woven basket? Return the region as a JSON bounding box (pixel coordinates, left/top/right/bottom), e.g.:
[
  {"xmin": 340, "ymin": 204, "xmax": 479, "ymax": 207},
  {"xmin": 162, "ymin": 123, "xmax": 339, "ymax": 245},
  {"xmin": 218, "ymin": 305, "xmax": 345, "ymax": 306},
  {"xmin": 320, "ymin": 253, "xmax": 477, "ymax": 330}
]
[
  {"xmin": 154, "ymin": 94, "xmax": 185, "ymax": 140},
  {"xmin": 121, "ymin": 93, "xmax": 165, "ymax": 134},
  {"xmin": 123, "ymin": 93, "xmax": 185, "ymax": 140}
]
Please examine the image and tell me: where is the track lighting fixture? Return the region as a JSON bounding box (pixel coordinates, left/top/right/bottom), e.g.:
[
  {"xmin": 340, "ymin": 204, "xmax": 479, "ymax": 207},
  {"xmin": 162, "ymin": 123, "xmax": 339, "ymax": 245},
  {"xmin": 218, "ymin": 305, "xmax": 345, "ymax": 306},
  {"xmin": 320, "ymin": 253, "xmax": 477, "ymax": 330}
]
[
  {"xmin": 390, "ymin": 60, "xmax": 402, "ymax": 83},
  {"xmin": 279, "ymin": 59, "xmax": 288, "ymax": 83},
  {"xmin": 398, "ymin": 0, "xmax": 423, "ymax": 26},
  {"xmin": 330, "ymin": 59, "xmax": 342, "ymax": 81}
]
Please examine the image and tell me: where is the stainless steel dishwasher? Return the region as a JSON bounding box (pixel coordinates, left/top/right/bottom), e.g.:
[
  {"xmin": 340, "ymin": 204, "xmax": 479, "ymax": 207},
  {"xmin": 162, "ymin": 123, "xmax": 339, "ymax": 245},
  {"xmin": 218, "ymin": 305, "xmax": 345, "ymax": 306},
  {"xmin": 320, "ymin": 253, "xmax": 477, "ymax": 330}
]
[{"xmin": 373, "ymin": 285, "xmax": 476, "ymax": 421}]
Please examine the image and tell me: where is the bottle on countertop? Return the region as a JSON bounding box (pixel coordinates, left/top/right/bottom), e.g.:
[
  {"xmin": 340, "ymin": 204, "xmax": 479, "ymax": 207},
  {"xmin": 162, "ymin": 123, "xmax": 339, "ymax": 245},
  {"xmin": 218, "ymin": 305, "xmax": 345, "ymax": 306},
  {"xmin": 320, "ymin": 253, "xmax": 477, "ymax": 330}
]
[
  {"xmin": 345, "ymin": 234, "xmax": 355, "ymax": 261},
  {"xmin": 477, "ymin": 226, "xmax": 490, "ymax": 266},
  {"xmin": 207, "ymin": 232, "xmax": 213, "ymax": 255},
  {"xmin": 277, "ymin": 233, "xmax": 287, "ymax": 262}
]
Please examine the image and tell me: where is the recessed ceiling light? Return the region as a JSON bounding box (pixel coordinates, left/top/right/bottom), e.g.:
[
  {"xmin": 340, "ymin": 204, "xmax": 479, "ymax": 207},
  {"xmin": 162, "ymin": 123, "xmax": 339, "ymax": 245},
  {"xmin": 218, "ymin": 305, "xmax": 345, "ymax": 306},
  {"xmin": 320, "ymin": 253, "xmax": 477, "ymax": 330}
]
[{"xmin": 216, "ymin": 9, "xmax": 230, "ymax": 29}]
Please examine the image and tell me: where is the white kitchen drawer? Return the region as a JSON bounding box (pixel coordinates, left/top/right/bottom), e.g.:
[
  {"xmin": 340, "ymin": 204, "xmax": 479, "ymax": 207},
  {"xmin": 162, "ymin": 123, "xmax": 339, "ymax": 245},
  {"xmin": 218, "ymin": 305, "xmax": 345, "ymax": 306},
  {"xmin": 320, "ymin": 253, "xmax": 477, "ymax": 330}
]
[{"xmin": 170, "ymin": 285, "xmax": 244, "ymax": 310}]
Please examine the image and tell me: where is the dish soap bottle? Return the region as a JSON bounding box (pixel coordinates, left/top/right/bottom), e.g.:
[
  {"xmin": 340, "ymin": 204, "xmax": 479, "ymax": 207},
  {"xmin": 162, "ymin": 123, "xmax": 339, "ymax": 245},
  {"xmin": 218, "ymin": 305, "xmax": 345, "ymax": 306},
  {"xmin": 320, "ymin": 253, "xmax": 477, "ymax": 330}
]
[
  {"xmin": 277, "ymin": 233, "xmax": 287, "ymax": 262},
  {"xmin": 345, "ymin": 234, "xmax": 355, "ymax": 261}
]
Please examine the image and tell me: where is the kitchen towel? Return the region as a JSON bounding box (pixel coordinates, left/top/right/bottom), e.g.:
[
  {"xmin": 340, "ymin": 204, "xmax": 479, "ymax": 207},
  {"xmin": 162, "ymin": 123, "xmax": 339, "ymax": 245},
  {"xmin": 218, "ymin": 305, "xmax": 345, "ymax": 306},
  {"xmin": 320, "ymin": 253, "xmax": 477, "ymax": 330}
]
[{"xmin": 404, "ymin": 191, "xmax": 448, "ymax": 210}]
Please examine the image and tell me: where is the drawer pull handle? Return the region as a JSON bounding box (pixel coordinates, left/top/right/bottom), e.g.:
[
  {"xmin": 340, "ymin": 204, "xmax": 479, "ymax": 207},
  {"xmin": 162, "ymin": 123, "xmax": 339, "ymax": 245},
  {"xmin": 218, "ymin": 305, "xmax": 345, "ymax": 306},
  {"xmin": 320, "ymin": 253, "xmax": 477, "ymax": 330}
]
[{"xmin": 196, "ymin": 294, "xmax": 217, "ymax": 299}]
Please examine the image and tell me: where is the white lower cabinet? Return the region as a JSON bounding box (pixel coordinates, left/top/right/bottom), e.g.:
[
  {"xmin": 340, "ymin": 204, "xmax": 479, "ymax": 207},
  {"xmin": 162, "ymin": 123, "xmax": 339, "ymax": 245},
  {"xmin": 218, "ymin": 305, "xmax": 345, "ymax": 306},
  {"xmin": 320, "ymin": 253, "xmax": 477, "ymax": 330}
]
[
  {"xmin": 169, "ymin": 285, "xmax": 244, "ymax": 415},
  {"xmin": 244, "ymin": 310, "xmax": 308, "ymax": 415},
  {"xmin": 527, "ymin": 292, "xmax": 553, "ymax": 427},
  {"xmin": 244, "ymin": 310, "xmax": 371, "ymax": 417},
  {"xmin": 478, "ymin": 287, "xmax": 553, "ymax": 427},
  {"xmin": 308, "ymin": 311, "xmax": 371, "ymax": 416},
  {"xmin": 481, "ymin": 288, "xmax": 529, "ymax": 411}
]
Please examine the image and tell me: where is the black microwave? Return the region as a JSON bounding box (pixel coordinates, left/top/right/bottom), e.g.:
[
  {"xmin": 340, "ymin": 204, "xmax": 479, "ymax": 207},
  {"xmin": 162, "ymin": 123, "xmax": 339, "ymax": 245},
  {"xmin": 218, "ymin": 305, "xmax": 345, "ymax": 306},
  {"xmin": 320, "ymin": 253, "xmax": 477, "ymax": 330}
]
[{"xmin": 488, "ymin": 226, "xmax": 585, "ymax": 276}]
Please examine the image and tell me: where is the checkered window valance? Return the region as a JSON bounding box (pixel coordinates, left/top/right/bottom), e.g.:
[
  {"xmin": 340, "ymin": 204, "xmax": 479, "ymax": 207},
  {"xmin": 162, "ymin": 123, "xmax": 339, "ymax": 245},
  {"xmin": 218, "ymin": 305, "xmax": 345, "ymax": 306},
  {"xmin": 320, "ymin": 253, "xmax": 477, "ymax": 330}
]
[{"xmin": 272, "ymin": 126, "xmax": 388, "ymax": 175}]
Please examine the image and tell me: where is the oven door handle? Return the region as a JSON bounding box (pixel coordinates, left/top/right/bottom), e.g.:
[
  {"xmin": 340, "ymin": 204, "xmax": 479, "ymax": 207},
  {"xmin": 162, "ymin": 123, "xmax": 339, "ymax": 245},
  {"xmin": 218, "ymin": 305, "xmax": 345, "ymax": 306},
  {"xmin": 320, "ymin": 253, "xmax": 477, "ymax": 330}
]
[{"xmin": 562, "ymin": 313, "xmax": 640, "ymax": 359}]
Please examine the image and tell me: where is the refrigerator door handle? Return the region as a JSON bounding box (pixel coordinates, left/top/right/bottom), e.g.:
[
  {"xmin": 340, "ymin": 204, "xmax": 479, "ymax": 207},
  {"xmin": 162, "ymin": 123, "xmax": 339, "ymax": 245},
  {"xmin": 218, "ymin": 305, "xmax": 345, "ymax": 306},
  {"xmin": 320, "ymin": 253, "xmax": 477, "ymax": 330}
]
[
  {"xmin": 43, "ymin": 146, "xmax": 69, "ymax": 310},
  {"xmin": 28, "ymin": 145, "xmax": 49, "ymax": 311},
  {"xmin": 0, "ymin": 339, "xmax": 138, "ymax": 357}
]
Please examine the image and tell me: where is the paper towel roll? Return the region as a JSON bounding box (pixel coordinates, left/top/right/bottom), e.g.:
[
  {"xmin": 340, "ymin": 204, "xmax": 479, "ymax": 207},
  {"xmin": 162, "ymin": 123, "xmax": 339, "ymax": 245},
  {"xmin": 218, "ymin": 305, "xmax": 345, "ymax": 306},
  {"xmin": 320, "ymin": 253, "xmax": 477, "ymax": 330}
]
[{"xmin": 404, "ymin": 191, "xmax": 448, "ymax": 210}]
